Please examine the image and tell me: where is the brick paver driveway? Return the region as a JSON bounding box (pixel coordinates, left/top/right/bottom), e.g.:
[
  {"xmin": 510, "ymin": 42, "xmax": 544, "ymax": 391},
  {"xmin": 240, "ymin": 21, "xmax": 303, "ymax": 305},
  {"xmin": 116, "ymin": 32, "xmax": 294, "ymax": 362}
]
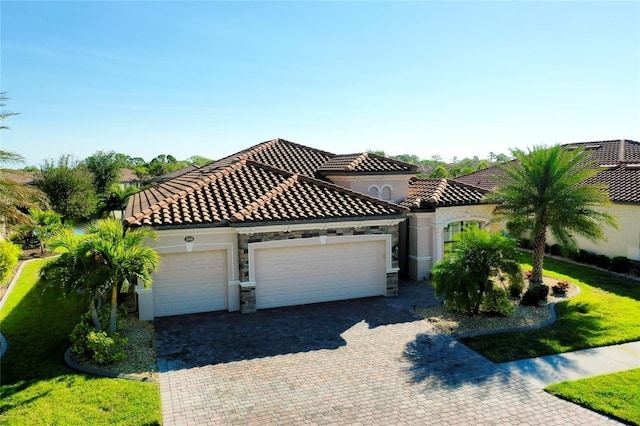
[{"xmin": 155, "ymin": 281, "xmax": 617, "ymax": 425}]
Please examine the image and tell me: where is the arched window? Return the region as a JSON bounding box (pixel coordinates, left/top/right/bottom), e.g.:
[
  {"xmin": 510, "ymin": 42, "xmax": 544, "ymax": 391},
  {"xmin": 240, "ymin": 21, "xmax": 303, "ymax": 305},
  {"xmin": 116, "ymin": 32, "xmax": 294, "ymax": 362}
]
[
  {"xmin": 444, "ymin": 221, "xmax": 481, "ymax": 253},
  {"xmin": 380, "ymin": 185, "xmax": 392, "ymax": 200},
  {"xmin": 368, "ymin": 185, "xmax": 380, "ymax": 198}
]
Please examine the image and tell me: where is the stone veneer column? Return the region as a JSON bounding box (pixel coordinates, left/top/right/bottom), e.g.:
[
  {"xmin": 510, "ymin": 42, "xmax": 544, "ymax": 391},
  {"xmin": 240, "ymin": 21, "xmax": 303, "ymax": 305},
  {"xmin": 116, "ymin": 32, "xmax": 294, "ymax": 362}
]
[
  {"xmin": 386, "ymin": 271, "xmax": 399, "ymax": 296},
  {"xmin": 240, "ymin": 283, "xmax": 256, "ymax": 313}
]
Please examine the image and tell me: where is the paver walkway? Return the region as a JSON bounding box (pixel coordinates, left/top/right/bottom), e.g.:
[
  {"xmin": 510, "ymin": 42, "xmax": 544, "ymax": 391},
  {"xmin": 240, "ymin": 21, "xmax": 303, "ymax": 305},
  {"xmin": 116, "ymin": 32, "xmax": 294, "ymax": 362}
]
[{"xmin": 155, "ymin": 281, "xmax": 624, "ymax": 425}]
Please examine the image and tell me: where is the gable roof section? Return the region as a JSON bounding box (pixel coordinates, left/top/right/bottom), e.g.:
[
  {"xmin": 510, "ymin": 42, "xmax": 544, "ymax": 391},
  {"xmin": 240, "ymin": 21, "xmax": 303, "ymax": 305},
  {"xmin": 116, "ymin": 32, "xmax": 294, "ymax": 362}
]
[
  {"xmin": 125, "ymin": 158, "xmax": 407, "ymax": 228},
  {"xmin": 401, "ymin": 178, "xmax": 491, "ymax": 209},
  {"xmin": 317, "ymin": 152, "xmax": 418, "ymax": 175},
  {"xmin": 213, "ymin": 138, "xmax": 335, "ymax": 177},
  {"xmin": 455, "ymin": 139, "xmax": 640, "ymax": 204}
]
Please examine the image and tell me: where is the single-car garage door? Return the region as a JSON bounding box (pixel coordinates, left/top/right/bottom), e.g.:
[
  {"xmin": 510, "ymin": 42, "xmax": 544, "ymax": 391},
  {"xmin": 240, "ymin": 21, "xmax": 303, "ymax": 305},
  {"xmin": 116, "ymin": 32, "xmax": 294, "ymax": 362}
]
[
  {"xmin": 255, "ymin": 240, "xmax": 386, "ymax": 309},
  {"xmin": 153, "ymin": 250, "xmax": 227, "ymax": 317}
]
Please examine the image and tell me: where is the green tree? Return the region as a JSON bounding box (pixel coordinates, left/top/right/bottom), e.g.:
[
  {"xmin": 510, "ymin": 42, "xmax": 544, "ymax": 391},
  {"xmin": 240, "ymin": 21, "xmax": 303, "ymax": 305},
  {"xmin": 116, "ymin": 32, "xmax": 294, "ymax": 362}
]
[
  {"xmin": 186, "ymin": 155, "xmax": 214, "ymax": 166},
  {"xmin": 36, "ymin": 155, "xmax": 97, "ymax": 222},
  {"xmin": 84, "ymin": 150, "xmax": 124, "ymax": 195},
  {"xmin": 20, "ymin": 208, "xmax": 66, "ymax": 253},
  {"xmin": 41, "ymin": 228, "xmax": 110, "ymax": 330},
  {"xmin": 432, "ymin": 227, "xmax": 522, "ymax": 316},
  {"xmin": 487, "ymin": 145, "xmax": 617, "ymax": 284},
  {"xmin": 88, "ymin": 219, "xmax": 159, "ymax": 334},
  {"xmin": 429, "ymin": 165, "xmax": 449, "ymax": 178},
  {"xmin": 0, "ymin": 92, "xmax": 19, "ymax": 130},
  {"xmin": 0, "ymin": 94, "xmax": 49, "ymax": 228},
  {"xmin": 98, "ymin": 185, "xmax": 138, "ymax": 218},
  {"xmin": 42, "ymin": 219, "xmax": 159, "ymax": 334}
]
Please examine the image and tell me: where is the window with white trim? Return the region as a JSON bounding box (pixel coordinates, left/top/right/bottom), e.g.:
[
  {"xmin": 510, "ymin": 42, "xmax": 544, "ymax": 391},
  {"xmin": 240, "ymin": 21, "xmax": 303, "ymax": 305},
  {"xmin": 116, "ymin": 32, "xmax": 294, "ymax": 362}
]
[{"xmin": 444, "ymin": 221, "xmax": 481, "ymax": 254}]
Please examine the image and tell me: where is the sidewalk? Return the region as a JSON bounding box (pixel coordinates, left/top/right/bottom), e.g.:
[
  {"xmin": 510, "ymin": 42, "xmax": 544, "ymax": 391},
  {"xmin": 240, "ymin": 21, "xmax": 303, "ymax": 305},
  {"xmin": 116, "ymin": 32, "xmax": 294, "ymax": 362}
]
[{"xmin": 501, "ymin": 340, "xmax": 640, "ymax": 388}]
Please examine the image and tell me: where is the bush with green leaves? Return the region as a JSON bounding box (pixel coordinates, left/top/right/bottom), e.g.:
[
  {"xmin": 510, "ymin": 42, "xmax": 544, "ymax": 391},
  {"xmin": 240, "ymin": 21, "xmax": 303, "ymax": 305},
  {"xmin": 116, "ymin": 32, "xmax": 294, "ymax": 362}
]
[
  {"xmin": 69, "ymin": 305, "xmax": 129, "ymax": 365},
  {"xmin": 610, "ymin": 256, "xmax": 632, "ymax": 274},
  {"xmin": 508, "ymin": 276, "xmax": 524, "ymax": 297},
  {"xmin": 521, "ymin": 284, "xmax": 550, "ymax": 306},
  {"xmin": 0, "ymin": 240, "xmax": 21, "ymax": 281},
  {"xmin": 432, "ymin": 227, "xmax": 521, "ymax": 317},
  {"xmin": 481, "ymin": 288, "xmax": 515, "ymax": 317},
  {"xmin": 596, "ymin": 254, "xmax": 611, "ymax": 269}
]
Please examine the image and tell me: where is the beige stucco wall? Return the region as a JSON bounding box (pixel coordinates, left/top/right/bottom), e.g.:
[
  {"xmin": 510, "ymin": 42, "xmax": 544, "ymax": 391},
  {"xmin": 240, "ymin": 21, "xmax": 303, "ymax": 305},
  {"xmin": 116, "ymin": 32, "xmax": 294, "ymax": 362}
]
[
  {"xmin": 546, "ymin": 204, "xmax": 640, "ymax": 260},
  {"xmin": 325, "ymin": 175, "xmax": 413, "ymax": 204},
  {"xmin": 406, "ymin": 204, "xmax": 497, "ymax": 280}
]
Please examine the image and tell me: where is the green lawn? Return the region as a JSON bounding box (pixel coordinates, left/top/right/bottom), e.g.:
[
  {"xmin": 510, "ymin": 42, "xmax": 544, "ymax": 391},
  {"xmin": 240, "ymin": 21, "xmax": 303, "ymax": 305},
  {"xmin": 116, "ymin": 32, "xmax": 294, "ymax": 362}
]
[
  {"xmin": 461, "ymin": 252, "xmax": 640, "ymax": 362},
  {"xmin": 546, "ymin": 368, "xmax": 640, "ymax": 425},
  {"xmin": 0, "ymin": 259, "xmax": 162, "ymax": 425}
]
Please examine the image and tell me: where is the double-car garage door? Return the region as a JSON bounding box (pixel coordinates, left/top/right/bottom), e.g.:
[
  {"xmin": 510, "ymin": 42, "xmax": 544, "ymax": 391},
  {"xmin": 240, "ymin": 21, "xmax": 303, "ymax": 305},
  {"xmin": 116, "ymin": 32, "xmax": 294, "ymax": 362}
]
[
  {"xmin": 254, "ymin": 240, "xmax": 386, "ymax": 309},
  {"xmin": 152, "ymin": 240, "xmax": 386, "ymax": 317}
]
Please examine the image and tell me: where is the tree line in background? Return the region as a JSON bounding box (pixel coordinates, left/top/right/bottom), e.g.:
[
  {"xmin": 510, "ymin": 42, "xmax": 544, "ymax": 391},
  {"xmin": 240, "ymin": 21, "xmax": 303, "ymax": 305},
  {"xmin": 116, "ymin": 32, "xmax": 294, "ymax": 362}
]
[
  {"xmin": 24, "ymin": 151, "xmax": 215, "ymax": 223},
  {"xmin": 369, "ymin": 150, "xmax": 512, "ymax": 178}
]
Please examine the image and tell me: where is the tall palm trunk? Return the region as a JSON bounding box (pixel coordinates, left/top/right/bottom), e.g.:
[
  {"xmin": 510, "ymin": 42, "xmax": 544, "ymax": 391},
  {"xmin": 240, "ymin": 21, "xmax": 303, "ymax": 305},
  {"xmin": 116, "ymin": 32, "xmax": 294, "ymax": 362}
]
[
  {"xmin": 531, "ymin": 223, "xmax": 546, "ymax": 285},
  {"xmin": 109, "ymin": 283, "xmax": 118, "ymax": 335}
]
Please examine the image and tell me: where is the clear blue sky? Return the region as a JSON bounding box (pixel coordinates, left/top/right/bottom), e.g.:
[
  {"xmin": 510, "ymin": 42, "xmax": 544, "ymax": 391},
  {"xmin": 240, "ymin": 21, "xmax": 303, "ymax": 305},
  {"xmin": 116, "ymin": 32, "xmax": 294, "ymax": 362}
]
[{"xmin": 1, "ymin": 1, "xmax": 638, "ymax": 167}]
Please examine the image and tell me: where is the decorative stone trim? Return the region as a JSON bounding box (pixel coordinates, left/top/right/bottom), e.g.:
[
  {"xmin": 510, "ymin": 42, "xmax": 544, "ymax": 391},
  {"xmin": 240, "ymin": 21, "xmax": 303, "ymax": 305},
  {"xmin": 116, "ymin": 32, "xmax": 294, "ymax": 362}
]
[
  {"xmin": 238, "ymin": 224, "xmax": 400, "ymax": 282},
  {"xmin": 240, "ymin": 282, "xmax": 256, "ymax": 313}
]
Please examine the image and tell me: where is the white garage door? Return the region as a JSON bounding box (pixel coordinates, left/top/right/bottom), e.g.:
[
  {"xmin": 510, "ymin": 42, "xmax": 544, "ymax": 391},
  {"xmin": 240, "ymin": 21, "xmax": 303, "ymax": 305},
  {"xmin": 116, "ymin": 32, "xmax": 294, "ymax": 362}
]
[
  {"xmin": 255, "ymin": 240, "xmax": 386, "ymax": 309},
  {"xmin": 153, "ymin": 250, "xmax": 227, "ymax": 317}
]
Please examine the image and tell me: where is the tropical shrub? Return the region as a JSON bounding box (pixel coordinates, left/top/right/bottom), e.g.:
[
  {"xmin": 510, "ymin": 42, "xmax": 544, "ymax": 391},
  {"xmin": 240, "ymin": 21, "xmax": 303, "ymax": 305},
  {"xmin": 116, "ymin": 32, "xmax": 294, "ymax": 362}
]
[
  {"xmin": 549, "ymin": 244, "xmax": 562, "ymax": 256},
  {"xmin": 521, "ymin": 284, "xmax": 549, "ymax": 306},
  {"xmin": 596, "ymin": 254, "xmax": 611, "ymax": 269},
  {"xmin": 0, "ymin": 240, "xmax": 21, "ymax": 281},
  {"xmin": 508, "ymin": 276, "xmax": 524, "ymax": 297},
  {"xmin": 610, "ymin": 256, "xmax": 632, "ymax": 274},
  {"xmin": 481, "ymin": 288, "xmax": 515, "ymax": 317},
  {"xmin": 70, "ymin": 307, "xmax": 128, "ymax": 365},
  {"xmin": 432, "ymin": 228, "xmax": 521, "ymax": 316}
]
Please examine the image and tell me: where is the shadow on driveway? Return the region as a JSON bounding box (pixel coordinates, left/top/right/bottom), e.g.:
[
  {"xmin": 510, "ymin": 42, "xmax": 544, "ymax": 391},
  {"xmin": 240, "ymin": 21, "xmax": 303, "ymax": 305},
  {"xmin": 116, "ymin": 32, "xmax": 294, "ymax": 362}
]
[{"xmin": 155, "ymin": 279, "xmax": 440, "ymax": 371}]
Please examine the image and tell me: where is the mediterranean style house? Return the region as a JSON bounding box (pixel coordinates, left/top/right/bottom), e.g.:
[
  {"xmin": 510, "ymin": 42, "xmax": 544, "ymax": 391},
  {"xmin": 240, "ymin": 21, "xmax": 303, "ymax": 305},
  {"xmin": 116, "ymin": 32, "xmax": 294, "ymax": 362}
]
[
  {"xmin": 456, "ymin": 139, "xmax": 640, "ymax": 262},
  {"xmin": 124, "ymin": 138, "xmax": 639, "ymax": 320}
]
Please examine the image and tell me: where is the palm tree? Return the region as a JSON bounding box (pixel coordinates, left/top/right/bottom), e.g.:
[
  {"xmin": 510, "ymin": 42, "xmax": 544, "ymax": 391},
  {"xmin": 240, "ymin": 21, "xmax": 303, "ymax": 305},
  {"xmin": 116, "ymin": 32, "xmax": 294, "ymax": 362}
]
[
  {"xmin": 432, "ymin": 227, "xmax": 521, "ymax": 316},
  {"xmin": 41, "ymin": 218, "xmax": 159, "ymax": 334},
  {"xmin": 20, "ymin": 208, "xmax": 66, "ymax": 253},
  {"xmin": 0, "ymin": 94, "xmax": 49, "ymax": 228},
  {"xmin": 97, "ymin": 185, "xmax": 138, "ymax": 218},
  {"xmin": 85, "ymin": 219, "xmax": 159, "ymax": 334},
  {"xmin": 41, "ymin": 228, "xmax": 111, "ymax": 330},
  {"xmin": 487, "ymin": 145, "xmax": 617, "ymax": 284},
  {"xmin": 0, "ymin": 152, "xmax": 49, "ymax": 228}
]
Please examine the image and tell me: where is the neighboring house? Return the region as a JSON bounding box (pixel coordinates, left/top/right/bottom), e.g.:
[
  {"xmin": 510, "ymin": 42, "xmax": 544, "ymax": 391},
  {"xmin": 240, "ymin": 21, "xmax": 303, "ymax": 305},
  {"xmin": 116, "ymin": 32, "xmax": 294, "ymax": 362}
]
[
  {"xmin": 125, "ymin": 139, "xmax": 415, "ymax": 319},
  {"xmin": 118, "ymin": 168, "xmax": 140, "ymax": 189},
  {"xmin": 457, "ymin": 139, "xmax": 640, "ymax": 261},
  {"xmin": 147, "ymin": 164, "xmax": 200, "ymax": 185}
]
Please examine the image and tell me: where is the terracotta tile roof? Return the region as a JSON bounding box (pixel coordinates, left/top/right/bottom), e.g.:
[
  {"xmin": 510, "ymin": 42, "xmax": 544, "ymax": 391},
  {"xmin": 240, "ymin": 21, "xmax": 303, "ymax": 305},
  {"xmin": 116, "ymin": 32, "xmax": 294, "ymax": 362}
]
[
  {"xmin": 317, "ymin": 152, "xmax": 418, "ymax": 174},
  {"xmin": 209, "ymin": 138, "xmax": 334, "ymax": 178},
  {"xmin": 1, "ymin": 170, "xmax": 36, "ymax": 185},
  {"xmin": 455, "ymin": 165, "xmax": 510, "ymax": 190},
  {"xmin": 125, "ymin": 158, "xmax": 407, "ymax": 227},
  {"xmin": 119, "ymin": 168, "xmax": 139, "ymax": 183},
  {"xmin": 583, "ymin": 167, "xmax": 640, "ymax": 204},
  {"xmin": 563, "ymin": 139, "xmax": 640, "ymax": 165},
  {"xmin": 455, "ymin": 139, "xmax": 640, "ymax": 204},
  {"xmin": 401, "ymin": 178, "xmax": 491, "ymax": 209}
]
